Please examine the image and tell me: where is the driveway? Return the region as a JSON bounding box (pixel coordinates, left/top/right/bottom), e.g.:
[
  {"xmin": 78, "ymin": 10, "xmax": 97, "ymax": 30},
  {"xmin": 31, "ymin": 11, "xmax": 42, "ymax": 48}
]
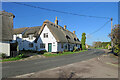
[{"xmin": 2, "ymin": 49, "xmax": 105, "ymax": 78}]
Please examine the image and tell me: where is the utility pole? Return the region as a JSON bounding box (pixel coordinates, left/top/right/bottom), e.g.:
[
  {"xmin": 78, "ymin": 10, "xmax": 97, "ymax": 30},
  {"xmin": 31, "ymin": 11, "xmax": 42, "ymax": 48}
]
[{"xmin": 111, "ymin": 18, "xmax": 113, "ymax": 52}]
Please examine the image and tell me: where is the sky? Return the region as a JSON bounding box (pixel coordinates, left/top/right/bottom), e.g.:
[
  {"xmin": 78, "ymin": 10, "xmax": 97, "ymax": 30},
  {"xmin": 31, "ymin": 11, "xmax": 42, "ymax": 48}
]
[{"xmin": 2, "ymin": 2, "xmax": 118, "ymax": 45}]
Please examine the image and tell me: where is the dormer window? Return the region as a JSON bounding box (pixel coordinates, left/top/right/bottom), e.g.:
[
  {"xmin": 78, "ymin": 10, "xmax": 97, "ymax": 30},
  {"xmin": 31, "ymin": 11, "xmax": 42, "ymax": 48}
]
[
  {"xmin": 44, "ymin": 33, "xmax": 48, "ymax": 38},
  {"xmin": 29, "ymin": 34, "xmax": 33, "ymax": 40},
  {"xmin": 74, "ymin": 38, "xmax": 76, "ymax": 41},
  {"xmin": 77, "ymin": 38, "xmax": 80, "ymax": 41},
  {"xmin": 66, "ymin": 35, "xmax": 70, "ymax": 39}
]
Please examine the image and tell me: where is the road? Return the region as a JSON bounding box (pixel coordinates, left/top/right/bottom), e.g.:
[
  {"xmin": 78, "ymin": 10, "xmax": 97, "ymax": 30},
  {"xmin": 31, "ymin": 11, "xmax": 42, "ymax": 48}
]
[{"xmin": 2, "ymin": 49, "xmax": 105, "ymax": 78}]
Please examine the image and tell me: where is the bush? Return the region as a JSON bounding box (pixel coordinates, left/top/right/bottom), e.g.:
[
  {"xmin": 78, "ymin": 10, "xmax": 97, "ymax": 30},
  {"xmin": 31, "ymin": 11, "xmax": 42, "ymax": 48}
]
[
  {"xmin": 37, "ymin": 50, "xmax": 47, "ymax": 54},
  {"xmin": 0, "ymin": 53, "xmax": 7, "ymax": 59},
  {"xmin": 82, "ymin": 45, "xmax": 86, "ymax": 50},
  {"xmin": 64, "ymin": 49, "xmax": 68, "ymax": 52},
  {"xmin": 16, "ymin": 54, "xmax": 25, "ymax": 58},
  {"xmin": 73, "ymin": 46, "xmax": 77, "ymax": 52},
  {"xmin": 113, "ymin": 44, "xmax": 120, "ymax": 56}
]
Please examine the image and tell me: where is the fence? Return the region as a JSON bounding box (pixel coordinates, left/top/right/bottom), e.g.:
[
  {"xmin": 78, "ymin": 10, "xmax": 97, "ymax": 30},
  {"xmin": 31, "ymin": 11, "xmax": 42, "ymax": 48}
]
[{"xmin": 10, "ymin": 51, "xmax": 20, "ymax": 57}]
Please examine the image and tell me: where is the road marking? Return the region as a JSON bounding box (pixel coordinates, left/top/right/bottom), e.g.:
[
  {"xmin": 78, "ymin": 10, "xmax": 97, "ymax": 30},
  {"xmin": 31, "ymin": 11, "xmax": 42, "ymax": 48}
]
[
  {"xmin": 98, "ymin": 57, "xmax": 100, "ymax": 60},
  {"xmin": 106, "ymin": 62, "xmax": 118, "ymax": 67},
  {"xmin": 15, "ymin": 72, "xmax": 35, "ymax": 78}
]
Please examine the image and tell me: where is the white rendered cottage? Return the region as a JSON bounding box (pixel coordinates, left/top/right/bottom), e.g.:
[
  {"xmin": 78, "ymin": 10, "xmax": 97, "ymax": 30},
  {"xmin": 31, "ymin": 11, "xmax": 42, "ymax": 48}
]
[
  {"xmin": 13, "ymin": 17, "xmax": 81, "ymax": 53},
  {"xmin": 13, "ymin": 26, "xmax": 41, "ymax": 51},
  {"xmin": 35, "ymin": 17, "xmax": 81, "ymax": 52}
]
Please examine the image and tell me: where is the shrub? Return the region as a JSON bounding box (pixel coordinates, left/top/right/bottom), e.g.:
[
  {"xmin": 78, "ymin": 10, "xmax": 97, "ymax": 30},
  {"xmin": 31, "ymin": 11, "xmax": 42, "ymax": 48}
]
[
  {"xmin": 113, "ymin": 44, "xmax": 120, "ymax": 56},
  {"xmin": 0, "ymin": 53, "xmax": 7, "ymax": 59},
  {"xmin": 64, "ymin": 49, "xmax": 68, "ymax": 52},
  {"xmin": 73, "ymin": 46, "xmax": 77, "ymax": 52},
  {"xmin": 16, "ymin": 54, "xmax": 25, "ymax": 58},
  {"xmin": 37, "ymin": 50, "xmax": 47, "ymax": 54},
  {"xmin": 82, "ymin": 45, "xmax": 86, "ymax": 50}
]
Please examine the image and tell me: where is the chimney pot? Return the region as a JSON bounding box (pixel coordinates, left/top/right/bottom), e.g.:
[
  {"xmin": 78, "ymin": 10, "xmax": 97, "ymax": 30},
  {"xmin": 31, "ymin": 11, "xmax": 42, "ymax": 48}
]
[
  {"xmin": 64, "ymin": 25, "xmax": 67, "ymax": 29},
  {"xmin": 55, "ymin": 16, "xmax": 58, "ymax": 25},
  {"xmin": 73, "ymin": 31, "xmax": 75, "ymax": 34}
]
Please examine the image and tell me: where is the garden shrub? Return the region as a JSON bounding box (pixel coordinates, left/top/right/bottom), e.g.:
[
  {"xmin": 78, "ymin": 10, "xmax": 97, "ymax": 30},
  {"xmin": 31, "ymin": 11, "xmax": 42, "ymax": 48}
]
[
  {"xmin": 0, "ymin": 53, "xmax": 7, "ymax": 59},
  {"xmin": 37, "ymin": 50, "xmax": 47, "ymax": 54}
]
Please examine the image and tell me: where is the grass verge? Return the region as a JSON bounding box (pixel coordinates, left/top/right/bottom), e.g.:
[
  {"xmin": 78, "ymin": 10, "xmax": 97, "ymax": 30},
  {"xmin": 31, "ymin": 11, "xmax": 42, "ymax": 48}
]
[
  {"xmin": 43, "ymin": 50, "xmax": 88, "ymax": 57},
  {"xmin": 0, "ymin": 57, "xmax": 23, "ymax": 62}
]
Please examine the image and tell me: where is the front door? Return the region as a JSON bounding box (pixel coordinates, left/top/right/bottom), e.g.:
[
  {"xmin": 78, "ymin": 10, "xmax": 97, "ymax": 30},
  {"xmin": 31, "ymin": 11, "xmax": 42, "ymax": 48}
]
[{"xmin": 48, "ymin": 43, "xmax": 52, "ymax": 52}]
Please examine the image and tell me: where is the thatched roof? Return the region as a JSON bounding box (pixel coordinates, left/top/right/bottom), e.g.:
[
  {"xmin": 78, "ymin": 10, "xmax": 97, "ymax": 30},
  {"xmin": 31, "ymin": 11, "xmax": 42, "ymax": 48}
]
[
  {"xmin": 36, "ymin": 20, "xmax": 81, "ymax": 44},
  {"xmin": 13, "ymin": 27, "xmax": 28, "ymax": 34},
  {"xmin": 22, "ymin": 26, "xmax": 41, "ymax": 38},
  {"xmin": 0, "ymin": 11, "xmax": 15, "ymax": 41},
  {"xmin": 13, "ymin": 26, "xmax": 41, "ymax": 38}
]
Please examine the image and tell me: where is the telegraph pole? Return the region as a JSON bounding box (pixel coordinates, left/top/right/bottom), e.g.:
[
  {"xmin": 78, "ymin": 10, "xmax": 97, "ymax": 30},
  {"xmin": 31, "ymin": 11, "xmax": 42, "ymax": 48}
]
[{"xmin": 111, "ymin": 18, "xmax": 113, "ymax": 52}]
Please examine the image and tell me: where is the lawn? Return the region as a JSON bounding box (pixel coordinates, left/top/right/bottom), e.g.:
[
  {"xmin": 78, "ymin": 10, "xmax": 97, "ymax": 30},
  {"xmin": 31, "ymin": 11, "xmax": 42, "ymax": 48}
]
[
  {"xmin": 43, "ymin": 50, "xmax": 88, "ymax": 57},
  {"xmin": 0, "ymin": 57, "xmax": 23, "ymax": 62},
  {"xmin": 0, "ymin": 54, "xmax": 25, "ymax": 62}
]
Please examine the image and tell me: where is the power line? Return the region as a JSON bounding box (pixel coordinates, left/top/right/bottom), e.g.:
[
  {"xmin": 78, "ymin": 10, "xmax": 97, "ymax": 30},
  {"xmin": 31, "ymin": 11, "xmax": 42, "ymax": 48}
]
[
  {"xmin": 89, "ymin": 19, "xmax": 111, "ymax": 35},
  {"xmin": 4, "ymin": 1, "xmax": 111, "ymax": 19}
]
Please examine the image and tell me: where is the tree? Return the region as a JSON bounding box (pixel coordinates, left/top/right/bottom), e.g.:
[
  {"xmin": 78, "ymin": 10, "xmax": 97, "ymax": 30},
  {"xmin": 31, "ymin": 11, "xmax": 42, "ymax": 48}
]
[
  {"xmin": 109, "ymin": 24, "xmax": 120, "ymax": 55},
  {"xmin": 81, "ymin": 33, "xmax": 86, "ymax": 50}
]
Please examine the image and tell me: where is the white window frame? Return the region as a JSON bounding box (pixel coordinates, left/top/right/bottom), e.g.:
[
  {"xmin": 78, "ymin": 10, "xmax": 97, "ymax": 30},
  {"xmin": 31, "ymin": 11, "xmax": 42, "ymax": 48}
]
[
  {"xmin": 40, "ymin": 43, "xmax": 45, "ymax": 48},
  {"xmin": 43, "ymin": 33, "xmax": 48, "ymax": 38}
]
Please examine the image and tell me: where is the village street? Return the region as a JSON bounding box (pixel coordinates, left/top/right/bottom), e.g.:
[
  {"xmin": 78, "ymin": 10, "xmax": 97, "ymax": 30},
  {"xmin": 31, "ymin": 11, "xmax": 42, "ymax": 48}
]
[{"xmin": 2, "ymin": 49, "xmax": 118, "ymax": 78}]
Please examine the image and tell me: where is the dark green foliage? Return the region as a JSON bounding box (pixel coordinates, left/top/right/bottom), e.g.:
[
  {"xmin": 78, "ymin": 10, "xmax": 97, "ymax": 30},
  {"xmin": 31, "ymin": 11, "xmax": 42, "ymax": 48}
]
[
  {"xmin": 16, "ymin": 54, "xmax": 25, "ymax": 58},
  {"xmin": 110, "ymin": 24, "xmax": 120, "ymax": 55},
  {"xmin": 0, "ymin": 53, "xmax": 7, "ymax": 59},
  {"xmin": 37, "ymin": 50, "xmax": 47, "ymax": 54},
  {"xmin": 81, "ymin": 33, "xmax": 86, "ymax": 50},
  {"xmin": 93, "ymin": 41, "xmax": 111, "ymax": 49}
]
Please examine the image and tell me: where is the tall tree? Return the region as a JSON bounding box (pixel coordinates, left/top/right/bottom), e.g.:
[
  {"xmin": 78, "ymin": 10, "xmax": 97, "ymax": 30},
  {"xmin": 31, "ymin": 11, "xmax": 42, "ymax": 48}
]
[
  {"xmin": 81, "ymin": 33, "xmax": 86, "ymax": 50},
  {"xmin": 109, "ymin": 24, "xmax": 120, "ymax": 55}
]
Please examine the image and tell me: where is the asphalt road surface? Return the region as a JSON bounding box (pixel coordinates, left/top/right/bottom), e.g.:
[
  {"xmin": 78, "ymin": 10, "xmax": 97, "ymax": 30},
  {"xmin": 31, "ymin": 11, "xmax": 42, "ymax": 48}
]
[{"xmin": 2, "ymin": 49, "xmax": 105, "ymax": 78}]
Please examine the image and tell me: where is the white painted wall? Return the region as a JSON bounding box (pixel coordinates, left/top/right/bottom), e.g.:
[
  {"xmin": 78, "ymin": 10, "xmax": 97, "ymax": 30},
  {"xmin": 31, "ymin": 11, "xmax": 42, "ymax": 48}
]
[
  {"xmin": 22, "ymin": 37, "xmax": 36, "ymax": 50},
  {"xmin": 12, "ymin": 34, "xmax": 36, "ymax": 51},
  {"xmin": 13, "ymin": 34, "xmax": 22, "ymax": 40},
  {"xmin": 37, "ymin": 25, "xmax": 57, "ymax": 52},
  {"xmin": 0, "ymin": 41, "xmax": 10, "ymax": 56}
]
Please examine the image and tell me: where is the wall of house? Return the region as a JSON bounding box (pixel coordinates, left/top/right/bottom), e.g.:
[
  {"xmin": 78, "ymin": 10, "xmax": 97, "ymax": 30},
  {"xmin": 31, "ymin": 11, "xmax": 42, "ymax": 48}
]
[
  {"xmin": 13, "ymin": 34, "xmax": 22, "ymax": 40},
  {"xmin": 22, "ymin": 37, "xmax": 36, "ymax": 50},
  {"xmin": 12, "ymin": 34, "xmax": 36, "ymax": 51},
  {"xmin": 37, "ymin": 25, "xmax": 57, "ymax": 52},
  {"xmin": 57, "ymin": 43, "xmax": 68, "ymax": 52},
  {"xmin": 0, "ymin": 41, "xmax": 10, "ymax": 56}
]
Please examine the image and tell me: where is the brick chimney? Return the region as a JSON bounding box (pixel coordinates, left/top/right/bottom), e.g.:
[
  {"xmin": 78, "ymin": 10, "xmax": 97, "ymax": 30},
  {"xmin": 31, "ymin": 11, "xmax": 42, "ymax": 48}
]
[
  {"xmin": 55, "ymin": 16, "xmax": 58, "ymax": 25},
  {"xmin": 73, "ymin": 31, "xmax": 75, "ymax": 34},
  {"xmin": 64, "ymin": 25, "xmax": 66, "ymax": 29}
]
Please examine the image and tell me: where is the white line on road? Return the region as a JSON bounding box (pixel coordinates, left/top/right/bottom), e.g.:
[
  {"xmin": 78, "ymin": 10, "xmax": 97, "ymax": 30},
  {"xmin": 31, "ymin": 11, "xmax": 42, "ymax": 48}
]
[{"xmin": 15, "ymin": 72, "xmax": 35, "ymax": 78}]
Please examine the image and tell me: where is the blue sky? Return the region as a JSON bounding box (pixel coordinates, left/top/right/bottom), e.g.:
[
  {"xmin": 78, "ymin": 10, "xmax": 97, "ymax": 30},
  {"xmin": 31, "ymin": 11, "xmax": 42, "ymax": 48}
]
[{"xmin": 2, "ymin": 2, "xmax": 118, "ymax": 45}]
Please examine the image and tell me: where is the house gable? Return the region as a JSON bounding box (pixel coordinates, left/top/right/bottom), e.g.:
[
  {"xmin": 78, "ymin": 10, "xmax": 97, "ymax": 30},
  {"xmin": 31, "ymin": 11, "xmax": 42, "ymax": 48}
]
[{"xmin": 36, "ymin": 25, "xmax": 57, "ymax": 52}]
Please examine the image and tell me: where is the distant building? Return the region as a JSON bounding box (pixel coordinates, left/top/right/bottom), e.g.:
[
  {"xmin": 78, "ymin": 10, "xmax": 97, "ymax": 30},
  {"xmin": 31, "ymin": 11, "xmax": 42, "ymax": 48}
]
[
  {"xmin": 13, "ymin": 17, "xmax": 81, "ymax": 53},
  {"xmin": 0, "ymin": 11, "xmax": 15, "ymax": 56}
]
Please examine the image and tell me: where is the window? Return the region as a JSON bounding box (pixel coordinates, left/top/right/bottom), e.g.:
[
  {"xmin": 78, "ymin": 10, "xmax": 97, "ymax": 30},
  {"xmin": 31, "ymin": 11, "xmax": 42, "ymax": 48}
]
[
  {"xmin": 29, "ymin": 43, "xmax": 33, "ymax": 48},
  {"xmin": 66, "ymin": 35, "xmax": 70, "ymax": 39},
  {"xmin": 74, "ymin": 38, "xmax": 76, "ymax": 41},
  {"xmin": 40, "ymin": 43, "xmax": 45, "ymax": 48},
  {"xmin": 77, "ymin": 38, "xmax": 80, "ymax": 41},
  {"xmin": 29, "ymin": 34, "xmax": 33, "ymax": 40},
  {"xmin": 43, "ymin": 33, "xmax": 48, "ymax": 38},
  {"xmin": 65, "ymin": 45, "xmax": 67, "ymax": 49}
]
